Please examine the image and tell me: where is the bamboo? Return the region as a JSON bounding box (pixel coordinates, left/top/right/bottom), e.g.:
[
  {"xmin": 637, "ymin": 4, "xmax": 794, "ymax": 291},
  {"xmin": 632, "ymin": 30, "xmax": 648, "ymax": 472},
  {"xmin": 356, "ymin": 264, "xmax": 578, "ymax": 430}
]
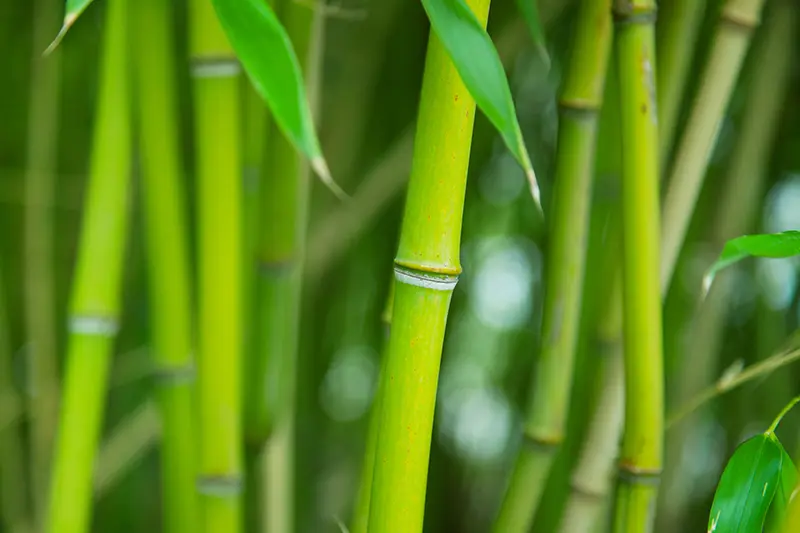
[
  {"xmin": 24, "ymin": 0, "xmax": 62, "ymax": 523},
  {"xmin": 366, "ymin": 0, "xmax": 488, "ymax": 529},
  {"xmin": 45, "ymin": 0, "xmax": 132, "ymax": 530},
  {"xmin": 655, "ymin": 0, "xmax": 707, "ymax": 165},
  {"xmin": 350, "ymin": 283, "xmax": 394, "ymax": 533},
  {"xmin": 188, "ymin": 0, "xmax": 243, "ymax": 531},
  {"xmin": 612, "ymin": 1, "xmax": 663, "ymax": 531},
  {"xmin": 660, "ymin": 0, "xmax": 769, "ymax": 295},
  {"xmin": 491, "ymin": 1, "xmax": 611, "ymax": 531},
  {"xmin": 134, "ymin": 0, "xmax": 199, "ymax": 531}
]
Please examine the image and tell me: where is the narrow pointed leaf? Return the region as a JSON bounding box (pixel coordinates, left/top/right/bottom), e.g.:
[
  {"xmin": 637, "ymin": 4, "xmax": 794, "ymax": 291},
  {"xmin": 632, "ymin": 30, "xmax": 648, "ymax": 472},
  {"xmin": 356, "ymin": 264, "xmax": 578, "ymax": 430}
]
[
  {"xmin": 703, "ymin": 231, "xmax": 800, "ymax": 295},
  {"xmin": 708, "ymin": 433, "xmax": 783, "ymax": 533},
  {"xmin": 420, "ymin": 0, "xmax": 542, "ymax": 211},
  {"xmin": 210, "ymin": 0, "xmax": 346, "ymax": 199},
  {"xmin": 513, "ymin": 0, "xmax": 549, "ymax": 67},
  {"xmin": 766, "ymin": 440, "xmax": 798, "ymax": 532},
  {"xmin": 43, "ymin": 0, "xmax": 94, "ymax": 55}
]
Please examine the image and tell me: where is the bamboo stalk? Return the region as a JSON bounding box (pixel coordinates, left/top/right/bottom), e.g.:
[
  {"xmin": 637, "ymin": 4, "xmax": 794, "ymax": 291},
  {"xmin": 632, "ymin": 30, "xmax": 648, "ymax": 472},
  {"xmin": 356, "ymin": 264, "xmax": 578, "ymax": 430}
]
[
  {"xmin": 350, "ymin": 283, "xmax": 394, "ymax": 533},
  {"xmin": 491, "ymin": 1, "xmax": 611, "ymax": 531},
  {"xmin": 24, "ymin": 0, "xmax": 62, "ymax": 523},
  {"xmin": 659, "ymin": 0, "xmax": 769, "ymax": 296},
  {"xmin": 612, "ymin": 1, "xmax": 663, "ymax": 531},
  {"xmin": 45, "ymin": 0, "xmax": 132, "ymax": 530},
  {"xmin": 188, "ymin": 0, "xmax": 243, "ymax": 530},
  {"xmin": 655, "ymin": 0, "xmax": 707, "ymax": 165},
  {"xmin": 366, "ymin": 1, "xmax": 489, "ymax": 529},
  {"xmin": 133, "ymin": 0, "xmax": 199, "ymax": 531}
]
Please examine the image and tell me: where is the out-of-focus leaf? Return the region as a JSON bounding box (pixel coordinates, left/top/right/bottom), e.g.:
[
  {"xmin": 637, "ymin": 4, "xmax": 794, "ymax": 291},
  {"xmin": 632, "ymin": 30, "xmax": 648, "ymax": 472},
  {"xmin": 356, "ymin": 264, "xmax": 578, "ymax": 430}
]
[
  {"xmin": 703, "ymin": 231, "xmax": 800, "ymax": 295},
  {"xmin": 44, "ymin": 0, "xmax": 95, "ymax": 55},
  {"xmin": 708, "ymin": 433, "xmax": 783, "ymax": 533},
  {"xmin": 420, "ymin": 0, "xmax": 542, "ymax": 211},
  {"xmin": 766, "ymin": 442, "xmax": 798, "ymax": 532},
  {"xmin": 210, "ymin": 0, "xmax": 346, "ymax": 199},
  {"xmin": 513, "ymin": 0, "xmax": 549, "ymax": 67}
]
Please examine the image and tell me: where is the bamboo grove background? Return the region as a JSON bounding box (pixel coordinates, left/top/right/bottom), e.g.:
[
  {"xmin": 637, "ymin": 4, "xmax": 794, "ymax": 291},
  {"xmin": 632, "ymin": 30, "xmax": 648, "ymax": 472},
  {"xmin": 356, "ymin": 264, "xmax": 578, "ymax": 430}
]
[{"xmin": 0, "ymin": 0, "xmax": 799, "ymax": 532}]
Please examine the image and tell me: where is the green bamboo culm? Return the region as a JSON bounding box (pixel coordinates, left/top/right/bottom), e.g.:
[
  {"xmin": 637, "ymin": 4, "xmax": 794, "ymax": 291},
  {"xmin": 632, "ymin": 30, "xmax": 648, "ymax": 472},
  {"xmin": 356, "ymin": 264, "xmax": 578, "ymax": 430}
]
[
  {"xmin": 350, "ymin": 282, "xmax": 394, "ymax": 533},
  {"xmin": 660, "ymin": 0, "xmax": 768, "ymax": 295},
  {"xmin": 133, "ymin": 0, "xmax": 199, "ymax": 531},
  {"xmin": 366, "ymin": 0, "xmax": 489, "ymax": 529},
  {"xmin": 24, "ymin": 0, "xmax": 62, "ymax": 524},
  {"xmin": 491, "ymin": 1, "xmax": 612, "ymax": 532},
  {"xmin": 612, "ymin": 1, "xmax": 664, "ymax": 532},
  {"xmin": 189, "ymin": 0, "xmax": 244, "ymax": 531},
  {"xmin": 45, "ymin": 0, "xmax": 132, "ymax": 530}
]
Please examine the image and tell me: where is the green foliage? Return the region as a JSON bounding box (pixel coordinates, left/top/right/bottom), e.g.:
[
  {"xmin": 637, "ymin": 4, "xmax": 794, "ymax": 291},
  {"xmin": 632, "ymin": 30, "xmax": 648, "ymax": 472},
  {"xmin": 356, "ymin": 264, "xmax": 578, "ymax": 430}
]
[
  {"xmin": 44, "ymin": 0, "xmax": 95, "ymax": 55},
  {"xmin": 420, "ymin": 0, "xmax": 541, "ymax": 210},
  {"xmin": 513, "ymin": 0, "xmax": 549, "ymax": 66},
  {"xmin": 704, "ymin": 231, "xmax": 800, "ymax": 294}
]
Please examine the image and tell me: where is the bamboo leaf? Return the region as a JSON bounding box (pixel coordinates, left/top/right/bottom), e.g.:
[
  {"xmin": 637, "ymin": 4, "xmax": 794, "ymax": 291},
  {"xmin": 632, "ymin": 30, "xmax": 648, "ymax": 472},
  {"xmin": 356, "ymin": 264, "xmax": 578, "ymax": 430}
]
[
  {"xmin": 513, "ymin": 0, "xmax": 549, "ymax": 67},
  {"xmin": 708, "ymin": 433, "xmax": 783, "ymax": 533},
  {"xmin": 766, "ymin": 441, "xmax": 798, "ymax": 532},
  {"xmin": 703, "ymin": 231, "xmax": 800, "ymax": 295},
  {"xmin": 43, "ymin": 0, "xmax": 94, "ymax": 55},
  {"xmin": 420, "ymin": 0, "xmax": 542, "ymax": 211},
  {"xmin": 210, "ymin": 0, "xmax": 347, "ymax": 199}
]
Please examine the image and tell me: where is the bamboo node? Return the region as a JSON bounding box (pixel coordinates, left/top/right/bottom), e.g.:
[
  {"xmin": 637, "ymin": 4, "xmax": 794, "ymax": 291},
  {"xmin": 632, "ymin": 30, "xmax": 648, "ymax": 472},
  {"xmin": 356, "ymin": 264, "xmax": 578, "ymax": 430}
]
[
  {"xmin": 616, "ymin": 464, "xmax": 662, "ymax": 486},
  {"xmin": 522, "ymin": 431, "xmax": 562, "ymax": 453},
  {"xmin": 612, "ymin": 6, "xmax": 657, "ymax": 26},
  {"xmin": 568, "ymin": 481, "xmax": 607, "ymax": 502},
  {"xmin": 393, "ymin": 265, "xmax": 458, "ymax": 292},
  {"xmin": 68, "ymin": 315, "xmax": 119, "ymax": 337},
  {"xmin": 558, "ymin": 99, "xmax": 601, "ymax": 115},
  {"xmin": 258, "ymin": 257, "xmax": 296, "ymax": 276},
  {"xmin": 720, "ymin": 8, "xmax": 760, "ymax": 32},
  {"xmin": 190, "ymin": 57, "xmax": 242, "ymax": 79},
  {"xmin": 196, "ymin": 475, "xmax": 243, "ymax": 497},
  {"xmin": 151, "ymin": 364, "xmax": 196, "ymax": 386}
]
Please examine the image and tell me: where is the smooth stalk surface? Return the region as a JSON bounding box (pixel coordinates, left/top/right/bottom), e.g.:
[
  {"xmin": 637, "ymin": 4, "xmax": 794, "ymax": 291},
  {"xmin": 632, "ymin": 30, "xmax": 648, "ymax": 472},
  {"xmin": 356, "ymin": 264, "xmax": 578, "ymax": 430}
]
[
  {"xmin": 189, "ymin": 1, "xmax": 243, "ymax": 531},
  {"xmin": 660, "ymin": 0, "xmax": 769, "ymax": 295},
  {"xmin": 612, "ymin": 1, "xmax": 664, "ymax": 531},
  {"xmin": 366, "ymin": 0, "xmax": 489, "ymax": 529},
  {"xmin": 134, "ymin": 0, "xmax": 199, "ymax": 531},
  {"xmin": 492, "ymin": 1, "xmax": 611, "ymax": 531},
  {"xmin": 45, "ymin": 0, "xmax": 132, "ymax": 530}
]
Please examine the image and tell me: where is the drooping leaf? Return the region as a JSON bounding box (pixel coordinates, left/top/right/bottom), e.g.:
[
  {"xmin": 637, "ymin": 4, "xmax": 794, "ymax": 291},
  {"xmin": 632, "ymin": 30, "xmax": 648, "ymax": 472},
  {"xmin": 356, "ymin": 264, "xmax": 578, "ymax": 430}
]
[
  {"xmin": 43, "ymin": 0, "xmax": 94, "ymax": 55},
  {"xmin": 703, "ymin": 231, "xmax": 800, "ymax": 295},
  {"xmin": 420, "ymin": 0, "xmax": 542, "ymax": 211},
  {"xmin": 210, "ymin": 0, "xmax": 346, "ymax": 199},
  {"xmin": 766, "ymin": 439, "xmax": 798, "ymax": 532},
  {"xmin": 513, "ymin": 0, "xmax": 549, "ymax": 67},
  {"xmin": 708, "ymin": 433, "xmax": 783, "ymax": 533}
]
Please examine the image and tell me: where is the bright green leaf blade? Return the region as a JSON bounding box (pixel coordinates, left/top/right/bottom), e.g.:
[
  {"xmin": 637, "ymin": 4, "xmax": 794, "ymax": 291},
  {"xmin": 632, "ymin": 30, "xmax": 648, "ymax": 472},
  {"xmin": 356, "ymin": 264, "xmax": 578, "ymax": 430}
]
[
  {"xmin": 766, "ymin": 437, "xmax": 798, "ymax": 532},
  {"xmin": 513, "ymin": 0, "xmax": 549, "ymax": 67},
  {"xmin": 420, "ymin": 0, "xmax": 542, "ymax": 211},
  {"xmin": 43, "ymin": 0, "xmax": 94, "ymax": 55},
  {"xmin": 703, "ymin": 231, "xmax": 800, "ymax": 295},
  {"xmin": 210, "ymin": 0, "xmax": 346, "ymax": 199},
  {"xmin": 708, "ymin": 434, "xmax": 783, "ymax": 533}
]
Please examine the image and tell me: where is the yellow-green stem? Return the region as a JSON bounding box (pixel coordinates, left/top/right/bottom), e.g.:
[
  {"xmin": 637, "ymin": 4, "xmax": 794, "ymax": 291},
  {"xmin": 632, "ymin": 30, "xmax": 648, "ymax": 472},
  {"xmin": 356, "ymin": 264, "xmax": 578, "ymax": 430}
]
[
  {"xmin": 45, "ymin": 0, "xmax": 132, "ymax": 530},
  {"xmin": 189, "ymin": 0, "xmax": 243, "ymax": 530}
]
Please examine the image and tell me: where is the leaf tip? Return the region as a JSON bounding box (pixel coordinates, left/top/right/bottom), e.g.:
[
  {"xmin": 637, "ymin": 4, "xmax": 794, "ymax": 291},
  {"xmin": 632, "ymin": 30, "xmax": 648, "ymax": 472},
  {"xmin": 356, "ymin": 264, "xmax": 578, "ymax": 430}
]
[
  {"xmin": 42, "ymin": 13, "xmax": 77, "ymax": 57},
  {"xmin": 701, "ymin": 272, "xmax": 714, "ymax": 299},
  {"xmin": 525, "ymin": 167, "xmax": 543, "ymax": 216},
  {"xmin": 312, "ymin": 156, "xmax": 349, "ymax": 202}
]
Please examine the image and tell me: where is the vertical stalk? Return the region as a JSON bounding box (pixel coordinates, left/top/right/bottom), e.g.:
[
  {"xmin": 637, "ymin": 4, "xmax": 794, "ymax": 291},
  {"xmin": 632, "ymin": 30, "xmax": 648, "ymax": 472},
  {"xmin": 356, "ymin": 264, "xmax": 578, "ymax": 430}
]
[
  {"xmin": 350, "ymin": 282, "xmax": 394, "ymax": 533},
  {"xmin": 24, "ymin": 0, "xmax": 62, "ymax": 523},
  {"xmin": 491, "ymin": 1, "xmax": 612, "ymax": 531},
  {"xmin": 188, "ymin": 1, "xmax": 243, "ymax": 531},
  {"xmin": 134, "ymin": 0, "xmax": 199, "ymax": 532},
  {"xmin": 659, "ymin": 0, "xmax": 768, "ymax": 295},
  {"xmin": 612, "ymin": 1, "xmax": 663, "ymax": 531},
  {"xmin": 655, "ymin": 0, "xmax": 707, "ymax": 165},
  {"xmin": 366, "ymin": 0, "xmax": 488, "ymax": 529},
  {"xmin": 45, "ymin": 0, "xmax": 132, "ymax": 530}
]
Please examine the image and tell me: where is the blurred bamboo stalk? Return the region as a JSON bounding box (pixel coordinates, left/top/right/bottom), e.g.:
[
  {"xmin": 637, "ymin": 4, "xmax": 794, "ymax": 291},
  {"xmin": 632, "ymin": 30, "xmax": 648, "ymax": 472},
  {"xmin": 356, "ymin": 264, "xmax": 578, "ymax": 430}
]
[
  {"xmin": 612, "ymin": 1, "xmax": 664, "ymax": 531},
  {"xmin": 655, "ymin": 0, "xmax": 707, "ymax": 166},
  {"xmin": 134, "ymin": 0, "xmax": 199, "ymax": 531},
  {"xmin": 24, "ymin": 0, "xmax": 62, "ymax": 524},
  {"xmin": 491, "ymin": 1, "xmax": 612, "ymax": 531},
  {"xmin": 45, "ymin": 0, "xmax": 132, "ymax": 530},
  {"xmin": 188, "ymin": 0, "xmax": 243, "ymax": 530},
  {"xmin": 660, "ymin": 1, "xmax": 796, "ymax": 525},
  {"xmin": 659, "ymin": 0, "xmax": 769, "ymax": 295}
]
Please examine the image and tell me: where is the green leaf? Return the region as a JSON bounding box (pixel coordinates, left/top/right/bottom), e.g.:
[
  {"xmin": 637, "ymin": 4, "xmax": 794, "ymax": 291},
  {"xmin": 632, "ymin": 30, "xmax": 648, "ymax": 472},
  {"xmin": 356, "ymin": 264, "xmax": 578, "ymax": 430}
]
[
  {"xmin": 708, "ymin": 433, "xmax": 783, "ymax": 533},
  {"xmin": 513, "ymin": 0, "xmax": 549, "ymax": 67},
  {"xmin": 703, "ymin": 231, "xmax": 800, "ymax": 295},
  {"xmin": 43, "ymin": 0, "xmax": 94, "ymax": 55},
  {"xmin": 210, "ymin": 0, "xmax": 346, "ymax": 199},
  {"xmin": 766, "ymin": 440, "xmax": 798, "ymax": 532},
  {"xmin": 420, "ymin": 0, "xmax": 542, "ymax": 211}
]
